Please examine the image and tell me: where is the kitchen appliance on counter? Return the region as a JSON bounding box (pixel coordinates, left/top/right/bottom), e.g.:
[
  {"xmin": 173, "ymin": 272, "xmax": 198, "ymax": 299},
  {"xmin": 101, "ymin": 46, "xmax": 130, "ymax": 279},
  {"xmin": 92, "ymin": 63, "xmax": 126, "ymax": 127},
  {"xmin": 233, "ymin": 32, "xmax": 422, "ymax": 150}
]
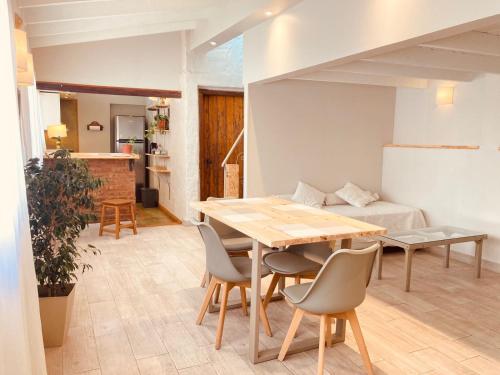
[{"xmin": 112, "ymin": 115, "xmax": 146, "ymax": 201}]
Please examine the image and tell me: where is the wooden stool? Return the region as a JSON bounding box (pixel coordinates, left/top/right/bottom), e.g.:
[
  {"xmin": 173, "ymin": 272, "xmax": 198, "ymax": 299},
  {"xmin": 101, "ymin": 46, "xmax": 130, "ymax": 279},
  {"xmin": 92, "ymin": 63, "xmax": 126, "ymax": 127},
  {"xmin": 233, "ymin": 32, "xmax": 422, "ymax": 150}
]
[{"xmin": 98, "ymin": 199, "xmax": 137, "ymax": 239}]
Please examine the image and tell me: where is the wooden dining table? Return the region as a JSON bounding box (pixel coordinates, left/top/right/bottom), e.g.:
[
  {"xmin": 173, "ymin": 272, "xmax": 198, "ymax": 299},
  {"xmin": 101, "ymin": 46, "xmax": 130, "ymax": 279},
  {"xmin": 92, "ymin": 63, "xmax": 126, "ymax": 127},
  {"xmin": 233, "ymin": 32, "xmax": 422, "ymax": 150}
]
[{"xmin": 191, "ymin": 197, "xmax": 387, "ymax": 364}]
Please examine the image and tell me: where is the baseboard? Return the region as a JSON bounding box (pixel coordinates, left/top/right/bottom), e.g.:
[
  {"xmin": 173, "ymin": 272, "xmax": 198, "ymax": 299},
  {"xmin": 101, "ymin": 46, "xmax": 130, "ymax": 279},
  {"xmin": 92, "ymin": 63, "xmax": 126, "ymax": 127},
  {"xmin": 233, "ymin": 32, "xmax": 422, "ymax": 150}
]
[
  {"xmin": 158, "ymin": 203, "xmax": 182, "ymax": 224},
  {"xmin": 427, "ymin": 246, "xmax": 500, "ymax": 274}
]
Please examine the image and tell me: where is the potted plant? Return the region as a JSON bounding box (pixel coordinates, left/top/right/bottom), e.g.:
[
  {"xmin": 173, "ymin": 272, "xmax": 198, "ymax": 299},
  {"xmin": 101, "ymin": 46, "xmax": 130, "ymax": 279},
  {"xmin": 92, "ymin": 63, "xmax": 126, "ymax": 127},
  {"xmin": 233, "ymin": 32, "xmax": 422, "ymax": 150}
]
[
  {"xmin": 122, "ymin": 137, "xmax": 136, "ymax": 153},
  {"xmin": 145, "ymin": 121, "xmax": 157, "ymax": 140},
  {"xmin": 25, "ymin": 149, "xmax": 102, "ymax": 347},
  {"xmin": 156, "ymin": 114, "xmax": 169, "ymax": 130}
]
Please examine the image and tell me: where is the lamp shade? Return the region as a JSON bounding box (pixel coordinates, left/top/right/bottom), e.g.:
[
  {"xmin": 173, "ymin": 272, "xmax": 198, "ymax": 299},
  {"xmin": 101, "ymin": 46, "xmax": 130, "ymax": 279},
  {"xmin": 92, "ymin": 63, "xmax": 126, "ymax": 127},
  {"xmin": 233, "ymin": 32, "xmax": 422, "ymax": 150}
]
[
  {"xmin": 17, "ymin": 53, "xmax": 34, "ymax": 86},
  {"xmin": 47, "ymin": 124, "xmax": 68, "ymax": 138},
  {"xmin": 436, "ymin": 87, "xmax": 454, "ymax": 105},
  {"xmin": 15, "ymin": 29, "xmax": 28, "ymax": 73}
]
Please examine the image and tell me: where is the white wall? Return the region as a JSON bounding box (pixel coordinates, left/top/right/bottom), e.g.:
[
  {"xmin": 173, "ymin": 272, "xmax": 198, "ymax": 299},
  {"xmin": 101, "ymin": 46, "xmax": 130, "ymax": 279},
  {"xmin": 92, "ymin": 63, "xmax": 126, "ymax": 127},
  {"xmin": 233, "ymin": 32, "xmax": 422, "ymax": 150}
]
[
  {"xmin": 33, "ymin": 32, "xmax": 183, "ymax": 89},
  {"xmin": 77, "ymin": 94, "xmax": 146, "ymax": 152},
  {"xmin": 246, "ymin": 79, "xmax": 395, "ymax": 197},
  {"xmin": 243, "ymin": 0, "xmax": 500, "ymax": 84},
  {"xmin": 382, "ymin": 75, "xmax": 500, "ymax": 264},
  {"xmin": 148, "ymin": 35, "xmax": 243, "ymax": 221}
]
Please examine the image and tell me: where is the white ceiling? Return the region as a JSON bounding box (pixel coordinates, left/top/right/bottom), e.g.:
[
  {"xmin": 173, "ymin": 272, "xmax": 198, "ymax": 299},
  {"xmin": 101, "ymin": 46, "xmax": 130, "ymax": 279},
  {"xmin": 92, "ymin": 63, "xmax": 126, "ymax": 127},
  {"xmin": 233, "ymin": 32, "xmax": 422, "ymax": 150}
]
[
  {"xmin": 20, "ymin": 0, "xmax": 228, "ymax": 48},
  {"xmin": 294, "ymin": 23, "xmax": 500, "ymax": 88}
]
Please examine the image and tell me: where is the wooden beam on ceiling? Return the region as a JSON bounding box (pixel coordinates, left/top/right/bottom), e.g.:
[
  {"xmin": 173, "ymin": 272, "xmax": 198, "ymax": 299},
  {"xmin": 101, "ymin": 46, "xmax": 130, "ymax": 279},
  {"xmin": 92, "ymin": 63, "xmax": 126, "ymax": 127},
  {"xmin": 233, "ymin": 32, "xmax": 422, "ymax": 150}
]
[
  {"xmin": 293, "ymin": 71, "xmax": 428, "ymax": 89},
  {"xmin": 36, "ymin": 81, "xmax": 182, "ymax": 98},
  {"xmin": 367, "ymin": 46, "xmax": 500, "ymax": 74},
  {"xmin": 420, "ymin": 31, "xmax": 500, "ymax": 57},
  {"xmin": 29, "ymin": 20, "xmax": 196, "ymax": 48},
  {"xmin": 326, "ymin": 60, "xmax": 478, "ymax": 82}
]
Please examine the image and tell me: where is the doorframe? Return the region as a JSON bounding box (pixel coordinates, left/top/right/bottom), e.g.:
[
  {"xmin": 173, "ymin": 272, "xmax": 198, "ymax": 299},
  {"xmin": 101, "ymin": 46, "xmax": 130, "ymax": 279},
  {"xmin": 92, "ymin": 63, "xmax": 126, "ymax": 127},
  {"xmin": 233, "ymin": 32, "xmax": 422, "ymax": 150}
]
[{"xmin": 198, "ymin": 88, "xmax": 244, "ymax": 201}]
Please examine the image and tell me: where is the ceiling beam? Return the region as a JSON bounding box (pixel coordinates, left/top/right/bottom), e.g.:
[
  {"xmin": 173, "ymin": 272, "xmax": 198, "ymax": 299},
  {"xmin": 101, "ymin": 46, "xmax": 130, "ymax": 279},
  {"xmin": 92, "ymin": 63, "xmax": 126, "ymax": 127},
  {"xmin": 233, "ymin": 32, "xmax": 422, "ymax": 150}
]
[
  {"xmin": 29, "ymin": 20, "xmax": 196, "ymax": 48},
  {"xmin": 27, "ymin": 11, "xmax": 198, "ymax": 37},
  {"xmin": 21, "ymin": 0, "xmax": 217, "ymax": 23},
  {"xmin": 293, "ymin": 71, "xmax": 428, "ymax": 89},
  {"xmin": 189, "ymin": 0, "xmax": 302, "ymax": 52},
  {"xmin": 367, "ymin": 46, "xmax": 500, "ymax": 74},
  {"xmin": 326, "ymin": 60, "xmax": 478, "ymax": 82},
  {"xmin": 36, "ymin": 81, "xmax": 182, "ymax": 98},
  {"xmin": 420, "ymin": 31, "xmax": 500, "ymax": 57}
]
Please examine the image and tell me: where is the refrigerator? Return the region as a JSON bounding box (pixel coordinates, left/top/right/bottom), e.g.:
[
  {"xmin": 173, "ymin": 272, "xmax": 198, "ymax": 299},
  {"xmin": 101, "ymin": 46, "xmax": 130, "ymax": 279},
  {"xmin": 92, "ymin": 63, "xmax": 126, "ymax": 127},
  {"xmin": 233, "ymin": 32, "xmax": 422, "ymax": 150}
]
[{"xmin": 112, "ymin": 115, "xmax": 146, "ymax": 201}]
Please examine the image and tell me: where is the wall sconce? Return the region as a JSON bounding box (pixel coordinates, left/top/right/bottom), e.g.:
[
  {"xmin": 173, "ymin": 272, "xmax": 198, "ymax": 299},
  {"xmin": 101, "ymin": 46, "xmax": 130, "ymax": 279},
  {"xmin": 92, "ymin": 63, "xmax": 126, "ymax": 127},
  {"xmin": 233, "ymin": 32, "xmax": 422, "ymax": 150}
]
[
  {"xmin": 14, "ymin": 29, "xmax": 28, "ymax": 72},
  {"xmin": 17, "ymin": 53, "xmax": 34, "ymax": 86},
  {"xmin": 436, "ymin": 86, "xmax": 454, "ymax": 105}
]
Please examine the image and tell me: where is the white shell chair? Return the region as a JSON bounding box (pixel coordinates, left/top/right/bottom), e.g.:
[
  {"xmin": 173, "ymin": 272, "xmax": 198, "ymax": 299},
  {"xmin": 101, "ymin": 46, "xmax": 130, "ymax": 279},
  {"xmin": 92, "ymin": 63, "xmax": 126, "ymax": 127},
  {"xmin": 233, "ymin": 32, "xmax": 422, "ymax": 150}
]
[
  {"xmin": 278, "ymin": 243, "xmax": 379, "ymax": 375},
  {"xmin": 193, "ymin": 220, "xmax": 273, "ymax": 349}
]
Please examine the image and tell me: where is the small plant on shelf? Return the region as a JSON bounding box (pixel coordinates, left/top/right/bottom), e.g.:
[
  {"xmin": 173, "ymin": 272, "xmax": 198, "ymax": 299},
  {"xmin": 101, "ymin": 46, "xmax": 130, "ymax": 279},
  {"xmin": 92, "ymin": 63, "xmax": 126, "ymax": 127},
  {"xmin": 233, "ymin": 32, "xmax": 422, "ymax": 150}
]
[{"xmin": 155, "ymin": 114, "xmax": 169, "ymax": 131}]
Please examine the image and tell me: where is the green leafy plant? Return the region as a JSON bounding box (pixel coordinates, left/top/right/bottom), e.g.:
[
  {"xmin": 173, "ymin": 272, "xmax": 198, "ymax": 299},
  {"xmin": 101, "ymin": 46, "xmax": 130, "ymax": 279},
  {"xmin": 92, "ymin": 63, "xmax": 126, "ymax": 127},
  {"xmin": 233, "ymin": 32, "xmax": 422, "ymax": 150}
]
[
  {"xmin": 145, "ymin": 122, "xmax": 157, "ymax": 140},
  {"xmin": 25, "ymin": 149, "xmax": 103, "ymax": 297},
  {"xmin": 156, "ymin": 114, "xmax": 169, "ymax": 121},
  {"xmin": 128, "ymin": 136, "xmax": 137, "ymax": 145}
]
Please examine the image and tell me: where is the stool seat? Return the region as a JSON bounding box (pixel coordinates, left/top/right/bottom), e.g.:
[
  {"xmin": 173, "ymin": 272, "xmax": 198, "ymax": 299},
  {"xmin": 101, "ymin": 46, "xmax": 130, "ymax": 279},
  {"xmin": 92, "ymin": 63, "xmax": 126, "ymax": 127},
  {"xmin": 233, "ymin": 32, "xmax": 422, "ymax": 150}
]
[
  {"xmin": 99, "ymin": 199, "xmax": 137, "ymax": 239},
  {"xmin": 102, "ymin": 198, "xmax": 134, "ymax": 206}
]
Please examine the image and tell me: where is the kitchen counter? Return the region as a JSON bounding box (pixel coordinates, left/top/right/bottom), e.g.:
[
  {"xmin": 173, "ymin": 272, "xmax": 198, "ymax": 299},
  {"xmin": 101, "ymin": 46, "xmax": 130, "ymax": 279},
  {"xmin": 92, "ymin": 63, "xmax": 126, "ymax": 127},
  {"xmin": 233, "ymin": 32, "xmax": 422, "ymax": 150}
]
[{"xmin": 44, "ymin": 151, "xmax": 137, "ymax": 222}]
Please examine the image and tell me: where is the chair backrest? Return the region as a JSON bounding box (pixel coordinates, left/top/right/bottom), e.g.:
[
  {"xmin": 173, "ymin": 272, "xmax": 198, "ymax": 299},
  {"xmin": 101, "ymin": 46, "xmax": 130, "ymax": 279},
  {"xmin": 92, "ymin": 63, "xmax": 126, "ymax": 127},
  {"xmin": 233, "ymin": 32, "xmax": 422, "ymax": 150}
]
[
  {"xmin": 293, "ymin": 243, "xmax": 379, "ymax": 314},
  {"xmin": 192, "ymin": 219, "xmax": 246, "ymax": 282},
  {"xmin": 204, "ymin": 197, "xmax": 239, "ymax": 237},
  {"xmin": 289, "ymin": 241, "xmax": 332, "ymax": 264}
]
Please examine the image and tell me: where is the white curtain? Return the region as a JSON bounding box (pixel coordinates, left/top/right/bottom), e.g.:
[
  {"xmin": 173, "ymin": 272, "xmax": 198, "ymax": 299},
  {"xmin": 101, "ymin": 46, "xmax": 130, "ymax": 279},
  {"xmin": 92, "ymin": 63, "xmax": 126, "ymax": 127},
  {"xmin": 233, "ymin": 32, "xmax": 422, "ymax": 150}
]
[
  {"xmin": 19, "ymin": 81, "xmax": 46, "ymax": 162},
  {"xmin": 0, "ymin": 0, "xmax": 47, "ymax": 374}
]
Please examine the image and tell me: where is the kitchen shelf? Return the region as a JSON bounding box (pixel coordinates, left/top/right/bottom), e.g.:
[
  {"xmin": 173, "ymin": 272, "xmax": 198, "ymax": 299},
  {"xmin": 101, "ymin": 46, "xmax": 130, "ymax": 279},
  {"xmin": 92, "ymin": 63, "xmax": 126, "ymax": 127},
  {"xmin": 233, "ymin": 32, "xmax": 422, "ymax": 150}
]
[
  {"xmin": 145, "ymin": 153, "xmax": 170, "ymax": 158},
  {"xmin": 146, "ymin": 166, "xmax": 171, "ymax": 174}
]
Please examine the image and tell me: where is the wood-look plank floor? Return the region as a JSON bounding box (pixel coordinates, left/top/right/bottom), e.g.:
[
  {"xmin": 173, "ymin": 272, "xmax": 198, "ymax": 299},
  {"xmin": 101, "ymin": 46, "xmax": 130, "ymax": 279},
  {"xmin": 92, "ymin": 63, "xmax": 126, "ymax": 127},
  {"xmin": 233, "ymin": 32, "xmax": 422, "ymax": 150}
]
[{"xmin": 45, "ymin": 224, "xmax": 500, "ymax": 375}]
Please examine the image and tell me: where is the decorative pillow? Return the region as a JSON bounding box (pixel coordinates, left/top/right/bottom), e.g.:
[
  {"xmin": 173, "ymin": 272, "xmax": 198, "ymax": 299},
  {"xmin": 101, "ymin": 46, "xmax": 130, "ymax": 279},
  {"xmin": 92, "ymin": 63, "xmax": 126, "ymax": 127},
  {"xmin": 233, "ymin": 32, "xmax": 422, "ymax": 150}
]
[
  {"xmin": 335, "ymin": 182, "xmax": 378, "ymax": 208},
  {"xmin": 291, "ymin": 181, "xmax": 326, "ymax": 208},
  {"xmin": 324, "ymin": 192, "xmax": 347, "ymax": 206}
]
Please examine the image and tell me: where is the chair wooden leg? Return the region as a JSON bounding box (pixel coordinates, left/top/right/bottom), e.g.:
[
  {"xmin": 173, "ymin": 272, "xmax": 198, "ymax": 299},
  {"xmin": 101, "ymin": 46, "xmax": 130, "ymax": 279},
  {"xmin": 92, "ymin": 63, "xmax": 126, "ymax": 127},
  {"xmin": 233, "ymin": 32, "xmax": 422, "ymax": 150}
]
[
  {"xmin": 346, "ymin": 310, "xmax": 374, "ymax": 375},
  {"xmin": 98, "ymin": 205, "xmax": 105, "ymax": 236},
  {"xmin": 259, "ymin": 298, "xmax": 273, "ymax": 337},
  {"xmin": 215, "ymin": 282, "xmax": 232, "ymax": 350},
  {"xmin": 196, "ymin": 277, "xmax": 218, "ymax": 325},
  {"xmin": 240, "ymin": 286, "xmax": 248, "ymax": 316},
  {"xmin": 114, "ymin": 206, "xmax": 120, "ymax": 239},
  {"xmin": 318, "ymin": 315, "xmax": 327, "ymax": 375},
  {"xmin": 325, "ymin": 316, "xmax": 332, "ymax": 347},
  {"xmin": 294, "ymin": 275, "xmax": 301, "ymax": 285},
  {"xmin": 263, "ymin": 273, "xmax": 281, "ymax": 310},
  {"xmin": 130, "ymin": 203, "xmax": 137, "ymax": 234},
  {"xmin": 200, "ymin": 271, "xmax": 208, "ymax": 288},
  {"xmin": 278, "ymin": 308, "xmax": 304, "ymax": 361},
  {"xmin": 214, "ymin": 283, "xmax": 221, "ymax": 304}
]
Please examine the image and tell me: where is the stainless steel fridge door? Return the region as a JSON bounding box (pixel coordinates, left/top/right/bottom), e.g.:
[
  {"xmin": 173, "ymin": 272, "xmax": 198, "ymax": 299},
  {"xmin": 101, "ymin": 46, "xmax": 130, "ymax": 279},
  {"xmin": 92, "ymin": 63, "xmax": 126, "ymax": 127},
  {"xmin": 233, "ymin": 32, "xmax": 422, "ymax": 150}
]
[
  {"xmin": 133, "ymin": 142, "xmax": 145, "ymax": 187},
  {"xmin": 115, "ymin": 115, "xmax": 145, "ymax": 141}
]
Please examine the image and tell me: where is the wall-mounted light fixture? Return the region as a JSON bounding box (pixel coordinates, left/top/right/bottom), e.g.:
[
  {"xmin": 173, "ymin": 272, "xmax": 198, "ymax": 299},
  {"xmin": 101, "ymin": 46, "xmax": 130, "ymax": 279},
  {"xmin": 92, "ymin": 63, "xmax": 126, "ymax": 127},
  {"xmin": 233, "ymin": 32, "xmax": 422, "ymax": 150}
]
[
  {"xmin": 436, "ymin": 86, "xmax": 454, "ymax": 105},
  {"xmin": 17, "ymin": 52, "xmax": 34, "ymax": 86},
  {"xmin": 14, "ymin": 29, "xmax": 28, "ymax": 72},
  {"xmin": 265, "ymin": 11, "xmax": 273, "ymax": 17}
]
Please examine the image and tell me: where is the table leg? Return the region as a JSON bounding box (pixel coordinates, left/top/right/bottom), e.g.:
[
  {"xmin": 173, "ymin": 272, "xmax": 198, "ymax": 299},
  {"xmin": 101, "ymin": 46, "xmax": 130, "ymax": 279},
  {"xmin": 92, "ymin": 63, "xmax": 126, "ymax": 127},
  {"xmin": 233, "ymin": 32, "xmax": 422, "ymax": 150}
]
[
  {"xmin": 474, "ymin": 240, "xmax": 483, "ymax": 278},
  {"xmin": 249, "ymin": 239, "xmax": 263, "ymax": 363},
  {"xmin": 404, "ymin": 248, "xmax": 414, "ymax": 292},
  {"xmin": 340, "ymin": 238, "xmax": 352, "ymax": 249},
  {"xmin": 444, "ymin": 244, "xmax": 451, "ymax": 268},
  {"xmin": 377, "ymin": 241, "xmax": 383, "ymax": 280}
]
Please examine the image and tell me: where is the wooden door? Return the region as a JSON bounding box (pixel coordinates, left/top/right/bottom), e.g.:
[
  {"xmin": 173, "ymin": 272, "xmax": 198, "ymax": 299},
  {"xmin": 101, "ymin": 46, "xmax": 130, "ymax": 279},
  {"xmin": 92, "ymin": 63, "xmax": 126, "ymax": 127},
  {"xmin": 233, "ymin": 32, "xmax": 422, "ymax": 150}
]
[
  {"xmin": 44, "ymin": 98, "xmax": 79, "ymax": 151},
  {"xmin": 199, "ymin": 89, "xmax": 244, "ymax": 201}
]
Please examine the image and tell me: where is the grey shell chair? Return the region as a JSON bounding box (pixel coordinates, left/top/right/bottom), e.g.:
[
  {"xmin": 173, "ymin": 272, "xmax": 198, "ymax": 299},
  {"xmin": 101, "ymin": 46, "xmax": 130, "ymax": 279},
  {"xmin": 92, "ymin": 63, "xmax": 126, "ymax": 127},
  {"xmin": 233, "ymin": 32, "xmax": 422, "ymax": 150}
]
[
  {"xmin": 262, "ymin": 242, "xmax": 332, "ymax": 309},
  {"xmin": 193, "ymin": 220, "xmax": 273, "ymax": 349},
  {"xmin": 200, "ymin": 197, "xmax": 253, "ymax": 290},
  {"xmin": 278, "ymin": 243, "xmax": 379, "ymax": 375}
]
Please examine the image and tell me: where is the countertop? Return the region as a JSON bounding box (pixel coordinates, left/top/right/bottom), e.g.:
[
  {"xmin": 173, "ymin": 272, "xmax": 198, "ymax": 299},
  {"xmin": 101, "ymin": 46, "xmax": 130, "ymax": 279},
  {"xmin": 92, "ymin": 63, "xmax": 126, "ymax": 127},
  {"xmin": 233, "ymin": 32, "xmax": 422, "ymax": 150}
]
[{"xmin": 45, "ymin": 151, "xmax": 140, "ymax": 160}]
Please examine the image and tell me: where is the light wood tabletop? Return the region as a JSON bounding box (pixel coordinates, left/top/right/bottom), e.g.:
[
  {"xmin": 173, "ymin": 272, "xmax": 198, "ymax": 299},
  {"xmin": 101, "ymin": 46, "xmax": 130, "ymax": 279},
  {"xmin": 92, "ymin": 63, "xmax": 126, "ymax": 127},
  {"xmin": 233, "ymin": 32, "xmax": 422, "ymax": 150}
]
[
  {"xmin": 191, "ymin": 197, "xmax": 387, "ymax": 364},
  {"xmin": 190, "ymin": 197, "xmax": 387, "ymax": 248}
]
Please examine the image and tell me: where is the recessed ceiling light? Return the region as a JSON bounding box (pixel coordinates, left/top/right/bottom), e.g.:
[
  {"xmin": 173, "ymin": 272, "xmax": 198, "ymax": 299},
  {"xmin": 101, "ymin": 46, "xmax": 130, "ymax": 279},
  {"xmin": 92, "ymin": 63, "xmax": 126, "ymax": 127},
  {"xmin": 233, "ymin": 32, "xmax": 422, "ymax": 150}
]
[
  {"xmin": 265, "ymin": 11, "xmax": 273, "ymax": 17},
  {"xmin": 210, "ymin": 41, "xmax": 217, "ymax": 46}
]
